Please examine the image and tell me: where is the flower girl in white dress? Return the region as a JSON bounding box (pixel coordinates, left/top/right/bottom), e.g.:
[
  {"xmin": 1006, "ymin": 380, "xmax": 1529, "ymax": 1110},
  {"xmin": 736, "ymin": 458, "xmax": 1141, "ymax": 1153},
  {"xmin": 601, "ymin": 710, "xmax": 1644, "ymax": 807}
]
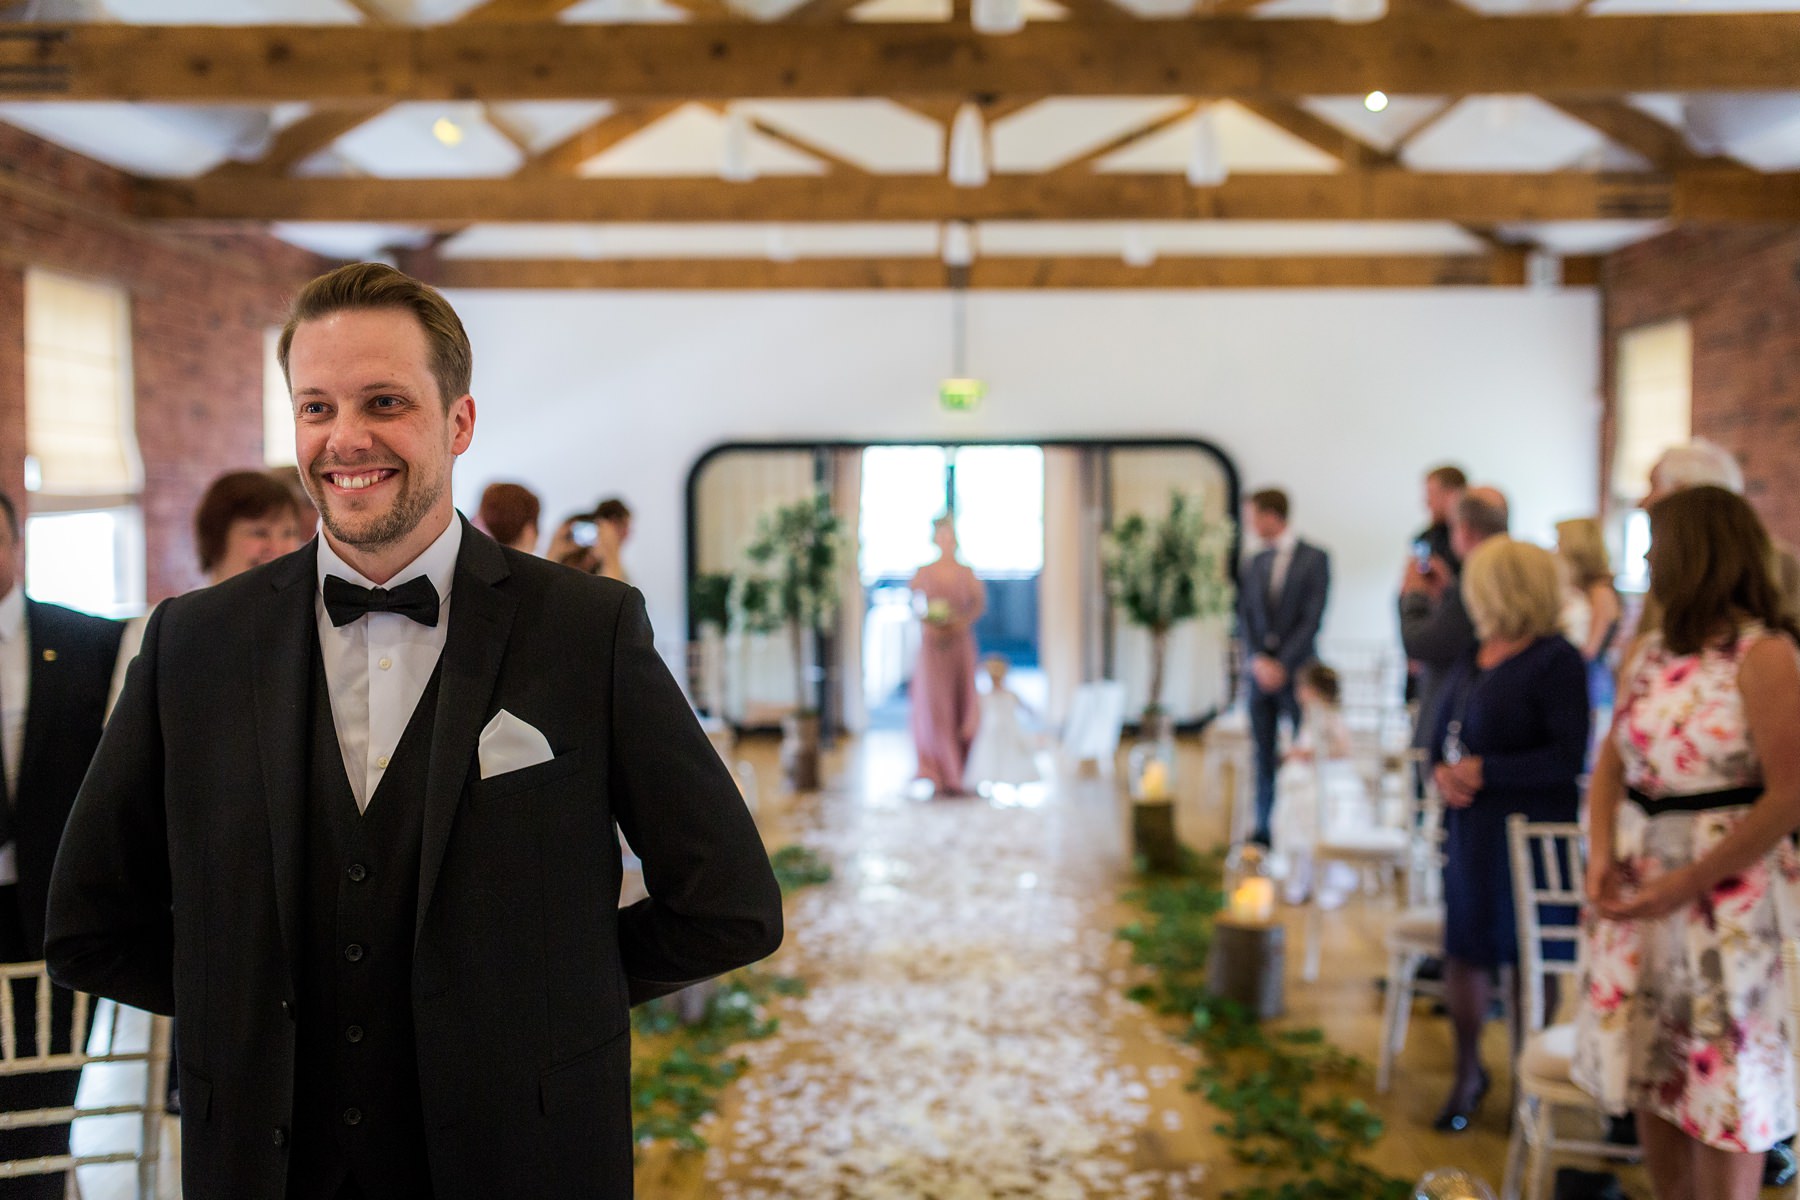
[
  {"xmin": 965, "ymin": 656, "xmax": 1041, "ymax": 796},
  {"xmin": 1271, "ymin": 663, "xmax": 1369, "ymax": 905}
]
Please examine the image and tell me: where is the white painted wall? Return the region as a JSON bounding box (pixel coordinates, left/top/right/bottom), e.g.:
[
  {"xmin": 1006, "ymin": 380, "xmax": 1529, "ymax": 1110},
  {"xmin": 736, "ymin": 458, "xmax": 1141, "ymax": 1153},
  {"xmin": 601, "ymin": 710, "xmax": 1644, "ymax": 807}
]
[{"xmin": 447, "ymin": 288, "xmax": 1602, "ymax": 672}]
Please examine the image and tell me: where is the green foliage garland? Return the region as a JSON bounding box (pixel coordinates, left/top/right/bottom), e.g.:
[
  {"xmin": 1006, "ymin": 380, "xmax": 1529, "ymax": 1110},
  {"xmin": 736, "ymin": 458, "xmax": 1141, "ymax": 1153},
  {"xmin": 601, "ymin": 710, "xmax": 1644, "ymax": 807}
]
[
  {"xmin": 1116, "ymin": 856, "xmax": 1410, "ymax": 1200},
  {"xmin": 631, "ymin": 843, "xmax": 829, "ymax": 1155}
]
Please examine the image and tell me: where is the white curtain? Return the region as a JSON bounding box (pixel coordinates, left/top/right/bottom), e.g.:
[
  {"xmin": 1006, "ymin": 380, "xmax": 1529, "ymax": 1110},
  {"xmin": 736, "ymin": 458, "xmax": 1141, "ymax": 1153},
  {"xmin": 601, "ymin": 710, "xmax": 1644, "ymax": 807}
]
[
  {"xmin": 1039, "ymin": 446, "xmax": 1093, "ymax": 727},
  {"xmin": 1106, "ymin": 447, "xmax": 1233, "ymax": 723},
  {"xmin": 831, "ymin": 448, "xmax": 867, "ymax": 736}
]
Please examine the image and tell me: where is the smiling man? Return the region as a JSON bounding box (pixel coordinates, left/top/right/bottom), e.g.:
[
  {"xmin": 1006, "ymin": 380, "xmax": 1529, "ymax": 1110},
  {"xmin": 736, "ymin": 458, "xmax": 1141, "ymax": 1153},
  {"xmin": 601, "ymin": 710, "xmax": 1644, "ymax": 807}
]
[{"xmin": 46, "ymin": 262, "xmax": 783, "ymax": 1200}]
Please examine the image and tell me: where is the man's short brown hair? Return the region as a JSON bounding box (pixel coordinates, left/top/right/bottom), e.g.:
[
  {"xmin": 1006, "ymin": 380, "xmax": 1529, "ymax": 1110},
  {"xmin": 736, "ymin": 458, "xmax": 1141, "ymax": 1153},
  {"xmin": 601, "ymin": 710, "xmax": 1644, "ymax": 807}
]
[
  {"xmin": 1426, "ymin": 464, "xmax": 1468, "ymax": 491},
  {"xmin": 1248, "ymin": 489, "xmax": 1289, "ymax": 521},
  {"xmin": 593, "ymin": 498, "xmax": 632, "ymax": 524},
  {"xmin": 194, "ymin": 471, "xmax": 301, "ymax": 573},
  {"xmin": 277, "ymin": 262, "xmax": 472, "ymax": 409}
]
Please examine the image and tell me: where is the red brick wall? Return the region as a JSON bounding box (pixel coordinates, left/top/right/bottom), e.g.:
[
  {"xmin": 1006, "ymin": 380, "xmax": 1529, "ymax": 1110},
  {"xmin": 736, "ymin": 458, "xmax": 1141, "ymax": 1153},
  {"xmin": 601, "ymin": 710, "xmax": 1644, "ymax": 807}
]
[
  {"xmin": 1601, "ymin": 225, "xmax": 1800, "ymax": 546},
  {"xmin": 0, "ymin": 121, "xmax": 326, "ymax": 602}
]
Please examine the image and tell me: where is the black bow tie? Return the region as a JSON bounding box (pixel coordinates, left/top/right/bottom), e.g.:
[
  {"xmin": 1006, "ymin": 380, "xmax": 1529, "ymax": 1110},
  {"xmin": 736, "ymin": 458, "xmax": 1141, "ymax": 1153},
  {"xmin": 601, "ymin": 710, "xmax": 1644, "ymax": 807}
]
[{"xmin": 323, "ymin": 574, "xmax": 441, "ymax": 628}]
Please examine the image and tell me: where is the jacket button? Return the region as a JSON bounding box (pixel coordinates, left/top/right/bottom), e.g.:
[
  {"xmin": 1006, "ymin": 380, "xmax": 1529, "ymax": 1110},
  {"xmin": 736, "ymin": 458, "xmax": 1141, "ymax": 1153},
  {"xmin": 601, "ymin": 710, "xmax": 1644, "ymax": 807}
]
[
  {"xmin": 272, "ymin": 1127, "xmax": 288, "ymax": 1147},
  {"xmin": 344, "ymin": 944, "xmax": 364, "ymax": 963},
  {"xmin": 345, "ymin": 1025, "xmax": 364, "ymax": 1044},
  {"xmin": 347, "ymin": 863, "xmax": 367, "ymax": 882},
  {"xmin": 343, "ymin": 1108, "xmax": 362, "ymax": 1127}
]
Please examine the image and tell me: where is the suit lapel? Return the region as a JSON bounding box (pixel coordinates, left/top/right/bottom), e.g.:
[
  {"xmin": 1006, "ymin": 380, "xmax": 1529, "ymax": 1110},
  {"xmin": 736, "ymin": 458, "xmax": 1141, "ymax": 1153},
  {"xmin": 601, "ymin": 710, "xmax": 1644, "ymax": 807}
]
[
  {"xmin": 252, "ymin": 545, "xmax": 320, "ymax": 991},
  {"xmin": 18, "ymin": 602, "xmax": 58, "ymax": 801},
  {"xmin": 417, "ymin": 521, "xmax": 515, "ymax": 944}
]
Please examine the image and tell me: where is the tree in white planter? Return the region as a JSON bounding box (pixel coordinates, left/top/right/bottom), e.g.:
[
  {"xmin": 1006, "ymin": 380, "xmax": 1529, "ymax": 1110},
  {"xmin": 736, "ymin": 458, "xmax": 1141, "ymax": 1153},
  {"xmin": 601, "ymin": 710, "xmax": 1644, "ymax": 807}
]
[{"xmin": 1103, "ymin": 490, "xmax": 1237, "ymax": 729}]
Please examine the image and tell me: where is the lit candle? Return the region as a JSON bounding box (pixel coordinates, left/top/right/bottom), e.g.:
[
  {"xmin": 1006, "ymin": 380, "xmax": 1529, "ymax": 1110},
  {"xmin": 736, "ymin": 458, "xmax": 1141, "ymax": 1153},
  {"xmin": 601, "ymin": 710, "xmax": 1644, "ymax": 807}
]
[
  {"xmin": 1230, "ymin": 877, "xmax": 1275, "ymax": 924},
  {"xmin": 1139, "ymin": 759, "xmax": 1170, "ymax": 801}
]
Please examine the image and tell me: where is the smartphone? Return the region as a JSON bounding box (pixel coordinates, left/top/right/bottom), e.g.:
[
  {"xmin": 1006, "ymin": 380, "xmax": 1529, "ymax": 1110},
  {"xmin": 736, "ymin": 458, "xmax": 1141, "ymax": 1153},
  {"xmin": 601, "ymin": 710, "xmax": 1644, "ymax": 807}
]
[
  {"xmin": 571, "ymin": 520, "xmax": 598, "ymax": 548},
  {"xmin": 1412, "ymin": 538, "xmax": 1433, "ymax": 574}
]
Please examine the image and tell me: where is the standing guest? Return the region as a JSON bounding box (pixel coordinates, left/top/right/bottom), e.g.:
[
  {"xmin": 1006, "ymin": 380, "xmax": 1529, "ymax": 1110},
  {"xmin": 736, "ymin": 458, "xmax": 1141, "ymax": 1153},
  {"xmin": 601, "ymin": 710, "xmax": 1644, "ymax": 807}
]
[
  {"xmin": 964, "ymin": 655, "xmax": 1039, "ymax": 797},
  {"xmin": 109, "ymin": 470, "xmax": 304, "ymax": 713},
  {"xmin": 271, "ymin": 465, "xmax": 320, "ymax": 542},
  {"xmin": 1642, "ymin": 439, "xmax": 1800, "ymax": 628},
  {"xmin": 1556, "ymin": 517, "xmax": 1623, "ymax": 712},
  {"xmin": 1428, "ymin": 537, "xmax": 1589, "ymax": 1133},
  {"xmin": 0, "ymin": 493, "xmax": 124, "ymax": 1197},
  {"xmin": 592, "ymin": 497, "xmax": 633, "ymax": 585},
  {"xmin": 1401, "ymin": 487, "xmax": 1508, "ymax": 754},
  {"xmin": 1575, "ymin": 486, "xmax": 1800, "ymax": 1199},
  {"xmin": 1415, "ymin": 464, "xmax": 1468, "ymax": 575},
  {"xmin": 47, "ymin": 262, "xmax": 782, "ymax": 1200},
  {"xmin": 1237, "ymin": 488, "xmax": 1331, "ymax": 846},
  {"xmin": 545, "ymin": 510, "xmax": 602, "ymax": 574},
  {"xmin": 911, "ymin": 515, "xmax": 986, "ymax": 797},
  {"xmin": 473, "ymin": 481, "xmax": 541, "ymax": 555}
]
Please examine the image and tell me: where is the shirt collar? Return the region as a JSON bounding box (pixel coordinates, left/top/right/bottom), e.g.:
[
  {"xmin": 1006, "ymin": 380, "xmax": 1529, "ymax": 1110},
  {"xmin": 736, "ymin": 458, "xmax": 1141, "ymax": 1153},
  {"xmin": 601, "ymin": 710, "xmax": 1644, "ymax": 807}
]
[
  {"xmin": 0, "ymin": 586, "xmax": 21, "ymax": 643},
  {"xmin": 316, "ymin": 514, "xmax": 463, "ymax": 612},
  {"xmin": 1271, "ymin": 530, "xmax": 1299, "ymax": 555}
]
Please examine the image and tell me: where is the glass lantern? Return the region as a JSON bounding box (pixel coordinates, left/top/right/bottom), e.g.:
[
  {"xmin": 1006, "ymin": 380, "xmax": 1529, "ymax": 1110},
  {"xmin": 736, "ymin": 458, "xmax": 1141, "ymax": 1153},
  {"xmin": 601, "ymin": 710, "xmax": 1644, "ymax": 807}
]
[
  {"xmin": 1222, "ymin": 842, "xmax": 1276, "ymax": 926},
  {"xmin": 1127, "ymin": 738, "xmax": 1177, "ymax": 805}
]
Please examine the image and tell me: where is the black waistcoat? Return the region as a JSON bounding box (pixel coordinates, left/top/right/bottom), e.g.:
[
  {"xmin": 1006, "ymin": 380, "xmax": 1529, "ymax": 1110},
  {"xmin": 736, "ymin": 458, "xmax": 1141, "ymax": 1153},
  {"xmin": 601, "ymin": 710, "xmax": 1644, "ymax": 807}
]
[{"xmin": 288, "ymin": 642, "xmax": 442, "ymax": 1200}]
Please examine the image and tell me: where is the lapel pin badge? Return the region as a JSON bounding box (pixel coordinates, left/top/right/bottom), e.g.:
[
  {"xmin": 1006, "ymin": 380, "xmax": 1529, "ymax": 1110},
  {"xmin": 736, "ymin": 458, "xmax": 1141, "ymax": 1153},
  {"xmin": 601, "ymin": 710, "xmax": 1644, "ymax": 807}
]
[{"xmin": 41, "ymin": 649, "xmax": 56, "ymax": 662}]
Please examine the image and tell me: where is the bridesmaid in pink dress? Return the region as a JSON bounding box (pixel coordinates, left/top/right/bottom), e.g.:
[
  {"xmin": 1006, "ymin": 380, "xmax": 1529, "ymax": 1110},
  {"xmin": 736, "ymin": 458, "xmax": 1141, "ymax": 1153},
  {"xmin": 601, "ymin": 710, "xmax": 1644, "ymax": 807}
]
[{"xmin": 910, "ymin": 517, "xmax": 987, "ymax": 795}]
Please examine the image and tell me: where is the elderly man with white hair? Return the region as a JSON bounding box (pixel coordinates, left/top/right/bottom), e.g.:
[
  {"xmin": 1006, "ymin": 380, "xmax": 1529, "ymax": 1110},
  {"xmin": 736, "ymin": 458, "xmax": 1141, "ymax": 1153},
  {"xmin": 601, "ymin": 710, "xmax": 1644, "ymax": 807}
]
[{"xmin": 1644, "ymin": 439, "xmax": 1800, "ymax": 624}]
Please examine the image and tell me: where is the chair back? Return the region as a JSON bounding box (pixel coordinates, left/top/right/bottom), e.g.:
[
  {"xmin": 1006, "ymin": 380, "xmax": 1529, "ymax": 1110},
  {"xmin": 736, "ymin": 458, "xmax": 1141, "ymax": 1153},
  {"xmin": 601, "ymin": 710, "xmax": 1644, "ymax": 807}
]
[
  {"xmin": 0, "ymin": 962, "xmax": 169, "ymax": 1191},
  {"xmin": 1506, "ymin": 816, "xmax": 1586, "ymax": 1035}
]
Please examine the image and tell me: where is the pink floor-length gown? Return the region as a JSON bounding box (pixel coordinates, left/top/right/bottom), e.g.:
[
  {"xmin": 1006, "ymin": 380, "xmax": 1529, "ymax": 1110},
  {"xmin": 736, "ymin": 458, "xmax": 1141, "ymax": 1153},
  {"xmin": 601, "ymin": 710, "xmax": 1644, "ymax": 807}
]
[{"xmin": 910, "ymin": 566, "xmax": 983, "ymax": 794}]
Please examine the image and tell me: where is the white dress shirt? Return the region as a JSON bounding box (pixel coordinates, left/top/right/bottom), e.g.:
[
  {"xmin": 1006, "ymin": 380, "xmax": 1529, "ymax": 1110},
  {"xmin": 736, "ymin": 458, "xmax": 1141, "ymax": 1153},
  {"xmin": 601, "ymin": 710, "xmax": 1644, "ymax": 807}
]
[
  {"xmin": 316, "ymin": 518, "xmax": 462, "ymax": 812},
  {"xmin": 1267, "ymin": 529, "xmax": 1300, "ymax": 605},
  {"xmin": 0, "ymin": 585, "xmax": 27, "ymax": 884}
]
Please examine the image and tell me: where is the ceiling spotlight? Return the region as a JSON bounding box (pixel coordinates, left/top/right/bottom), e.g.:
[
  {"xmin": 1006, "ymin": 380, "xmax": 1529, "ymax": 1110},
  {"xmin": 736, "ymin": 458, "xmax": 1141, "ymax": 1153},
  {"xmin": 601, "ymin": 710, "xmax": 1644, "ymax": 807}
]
[
  {"xmin": 431, "ymin": 117, "xmax": 464, "ymax": 147},
  {"xmin": 1364, "ymin": 90, "xmax": 1390, "ymax": 114},
  {"xmin": 947, "ymin": 103, "xmax": 990, "ymax": 189},
  {"xmin": 1185, "ymin": 106, "xmax": 1227, "ymax": 189},
  {"xmin": 971, "ymin": 0, "xmax": 1026, "ymax": 34},
  {"xmin": 942, "ymin": 222, "xmax": 976, "ymax": 268}
]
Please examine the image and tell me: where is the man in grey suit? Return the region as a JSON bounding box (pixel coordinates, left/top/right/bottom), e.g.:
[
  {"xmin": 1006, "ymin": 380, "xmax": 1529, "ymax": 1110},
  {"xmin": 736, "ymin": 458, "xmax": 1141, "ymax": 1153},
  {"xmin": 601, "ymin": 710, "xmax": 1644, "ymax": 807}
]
[
  {"xmin": 1237, "ymin": 489, "xmax": 1331, "ymax": 846},
  {"xmin": 1399, "ymin": 486, "xmax": 1509, "ymax": 751}
]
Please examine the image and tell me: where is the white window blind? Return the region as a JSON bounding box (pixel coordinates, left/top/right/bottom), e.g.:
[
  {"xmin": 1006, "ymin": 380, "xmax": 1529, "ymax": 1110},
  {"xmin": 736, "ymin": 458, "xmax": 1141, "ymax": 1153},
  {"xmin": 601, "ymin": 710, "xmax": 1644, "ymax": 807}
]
[
  {"xmin": 1611, "ymin": 318, "xmax": 1693, "ymax": 502},
  {"xmin": 24, "ymin": 269, "xmax": 142, "ymax": 509},
  {"xmin": 263, "ymin": 326, "xmax": 296, "ymax": 467}
]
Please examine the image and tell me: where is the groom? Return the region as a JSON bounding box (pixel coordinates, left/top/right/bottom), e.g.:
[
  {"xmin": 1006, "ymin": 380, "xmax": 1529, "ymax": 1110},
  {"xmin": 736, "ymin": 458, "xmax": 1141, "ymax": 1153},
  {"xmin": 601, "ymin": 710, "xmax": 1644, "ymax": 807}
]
[{"xmin": 47, "ymin": 263, "xmax": 783, "ymax": 1199}]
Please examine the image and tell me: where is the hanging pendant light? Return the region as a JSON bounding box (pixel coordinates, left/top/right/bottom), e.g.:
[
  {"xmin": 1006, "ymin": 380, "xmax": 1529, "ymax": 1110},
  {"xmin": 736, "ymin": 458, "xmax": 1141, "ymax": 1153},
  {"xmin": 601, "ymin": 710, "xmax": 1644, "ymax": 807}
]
[
  {"xmin": 947, "ymin": 102, "xmax": 990, "ymax": 189},
  {"xmin": 721, "ymin": 104, "xmax": 756, "ymax": 183},
  {"xmin": 765, "ymin": 226, "xmax": 797, "ymax": 263},
  {"xmin": 942, "ymin": 221, "xmax": 976, "ymax": 268},
  {"xmin": 1122, "ymin": 227, "xmax": 1157, "ymax": 269},
  {"xmin": 1185, "ymin": 106, "xmax": 1227, "ymax": 188},
  {"xmin": 1330, "ymin": 0, "xmax": 1386, "ymax": 22},
  {"xmin": 971, "ymin": 0, "xmax": 1026, "ymax": 34}
]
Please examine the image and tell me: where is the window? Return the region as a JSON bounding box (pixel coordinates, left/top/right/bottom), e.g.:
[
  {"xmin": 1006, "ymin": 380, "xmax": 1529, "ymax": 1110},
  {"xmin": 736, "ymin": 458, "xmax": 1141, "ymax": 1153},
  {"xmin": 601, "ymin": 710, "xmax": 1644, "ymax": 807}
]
[
  {"xmin": 1611, "ymin": 318, "xmax": 1692, "ymax": 591},
  {"xmin": 23, "ymin": 269, "xmax": 145, "ymax": 616},
  {"xmin": 264, "ymin": 326, "xmax": 296, "ymax": 467}
]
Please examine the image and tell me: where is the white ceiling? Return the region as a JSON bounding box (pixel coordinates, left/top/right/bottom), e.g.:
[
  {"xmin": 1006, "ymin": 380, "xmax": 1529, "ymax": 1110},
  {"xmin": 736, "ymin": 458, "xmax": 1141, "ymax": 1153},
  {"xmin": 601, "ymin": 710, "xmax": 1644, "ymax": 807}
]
[{"xmin": 5, "ymin": 0, "xmax": 1798, "ymax": 264}]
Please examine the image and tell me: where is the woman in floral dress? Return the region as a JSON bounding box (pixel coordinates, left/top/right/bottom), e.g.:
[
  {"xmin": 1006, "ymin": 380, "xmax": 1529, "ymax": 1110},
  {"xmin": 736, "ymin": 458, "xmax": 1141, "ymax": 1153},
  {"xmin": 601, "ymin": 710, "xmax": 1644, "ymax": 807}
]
[{"xmin": 1575, "ymin": 486, "xmax": 1800, "ymax": 1198}]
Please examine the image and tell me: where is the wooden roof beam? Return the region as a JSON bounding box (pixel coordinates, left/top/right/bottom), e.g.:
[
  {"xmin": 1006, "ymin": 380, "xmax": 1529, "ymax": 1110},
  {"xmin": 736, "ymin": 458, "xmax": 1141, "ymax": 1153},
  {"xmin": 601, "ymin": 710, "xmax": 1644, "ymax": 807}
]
[
  {"xmin": 10, "ymin": 17, "xmax": 1800, "ymax": 101},
  {"xmin": 425, "ymin": 253, "xmax": 1601, "ymax": 289},
  {"xmin": 129, "ymin": 168, "xmax": 1794, "ymax": 223}
]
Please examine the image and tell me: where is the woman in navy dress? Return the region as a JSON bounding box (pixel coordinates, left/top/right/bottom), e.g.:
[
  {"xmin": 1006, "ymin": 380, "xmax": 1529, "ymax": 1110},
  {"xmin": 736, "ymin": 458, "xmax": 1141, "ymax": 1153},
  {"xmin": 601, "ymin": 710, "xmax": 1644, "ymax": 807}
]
[{"xmin": 1429, "ymin": 537, "xmax": 1591, "ymax": 1131}]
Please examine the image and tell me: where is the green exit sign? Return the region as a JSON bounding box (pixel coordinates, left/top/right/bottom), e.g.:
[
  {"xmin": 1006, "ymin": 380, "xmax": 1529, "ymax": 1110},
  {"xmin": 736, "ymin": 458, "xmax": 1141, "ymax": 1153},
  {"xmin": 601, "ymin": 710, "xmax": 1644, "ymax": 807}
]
[{"xmin": 939, "ymin": 377, "xmax": 986, "ymax": 412}]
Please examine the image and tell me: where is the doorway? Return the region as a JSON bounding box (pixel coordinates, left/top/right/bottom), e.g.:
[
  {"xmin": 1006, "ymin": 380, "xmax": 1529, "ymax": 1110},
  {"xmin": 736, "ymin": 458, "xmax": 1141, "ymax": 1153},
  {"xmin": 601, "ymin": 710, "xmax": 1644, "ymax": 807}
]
[{"xmin": 858, "ymin": 444, "xmax": 1047, "ymax": 729}]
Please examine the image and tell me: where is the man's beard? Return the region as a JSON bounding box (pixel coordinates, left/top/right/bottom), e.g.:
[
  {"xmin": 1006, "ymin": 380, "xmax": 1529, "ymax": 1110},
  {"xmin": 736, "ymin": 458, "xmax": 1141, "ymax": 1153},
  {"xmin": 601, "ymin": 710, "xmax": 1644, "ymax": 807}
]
[{"xmin": 311, "ymin": 462, "xmax": 444, "ymax": 551}]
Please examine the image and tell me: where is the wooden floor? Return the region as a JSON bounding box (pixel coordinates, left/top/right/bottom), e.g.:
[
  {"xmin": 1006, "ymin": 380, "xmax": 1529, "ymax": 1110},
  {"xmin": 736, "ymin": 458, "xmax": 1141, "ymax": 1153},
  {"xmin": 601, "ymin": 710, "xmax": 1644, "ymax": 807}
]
[{"xmin": 637, "ymin": 729, "xmax": 1659, "ymax": 1199}]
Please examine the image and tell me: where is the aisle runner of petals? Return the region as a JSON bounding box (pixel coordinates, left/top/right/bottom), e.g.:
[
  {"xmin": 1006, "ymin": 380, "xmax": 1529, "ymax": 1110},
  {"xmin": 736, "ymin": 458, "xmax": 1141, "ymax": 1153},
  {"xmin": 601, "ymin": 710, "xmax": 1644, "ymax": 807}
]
[{"xmin": 707, "ymin": 790, "xmax": 1207, "ymax": 1199}]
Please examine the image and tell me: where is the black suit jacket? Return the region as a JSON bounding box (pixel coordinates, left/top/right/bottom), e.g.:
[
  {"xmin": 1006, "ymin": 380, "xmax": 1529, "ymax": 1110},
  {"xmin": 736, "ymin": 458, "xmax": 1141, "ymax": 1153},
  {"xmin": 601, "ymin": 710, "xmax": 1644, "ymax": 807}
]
[
  {"xmin": 8, "ymin": 599, "xmax": 122, "ymax": 960},
  {"xmin": 1236, "ymin": 541, "xmax": 1330, "ymax": 685},
  {"xmin": 46, "ymin": 522, "xmax": 784, "ymax": 1199}
]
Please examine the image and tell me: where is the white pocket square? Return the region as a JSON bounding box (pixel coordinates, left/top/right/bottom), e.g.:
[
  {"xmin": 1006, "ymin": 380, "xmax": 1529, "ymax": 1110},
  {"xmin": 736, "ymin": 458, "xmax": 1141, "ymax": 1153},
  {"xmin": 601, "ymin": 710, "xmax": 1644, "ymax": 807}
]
[{"xmin": 478, "ymin": 709, "xmax": 555, "ymax": 780}]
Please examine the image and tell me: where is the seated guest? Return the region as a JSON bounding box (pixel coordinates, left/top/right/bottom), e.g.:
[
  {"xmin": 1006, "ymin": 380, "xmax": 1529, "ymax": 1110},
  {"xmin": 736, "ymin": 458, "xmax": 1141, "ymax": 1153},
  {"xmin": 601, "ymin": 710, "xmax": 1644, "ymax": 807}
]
[
  {"xmin": 1429, "ymin": 537, "xmax": 1589, "ymax": 1133},
  {"xmin": 1576, "ymin": 486, "xmax": 1800, "ymax": 1199},
  {"xmin": 1270, "ymin": 662, "xmax": 1366, "ymax": 907},
  {"xmin": 474, "ymin": 481, "xmax": 541, "ymax": 554}
]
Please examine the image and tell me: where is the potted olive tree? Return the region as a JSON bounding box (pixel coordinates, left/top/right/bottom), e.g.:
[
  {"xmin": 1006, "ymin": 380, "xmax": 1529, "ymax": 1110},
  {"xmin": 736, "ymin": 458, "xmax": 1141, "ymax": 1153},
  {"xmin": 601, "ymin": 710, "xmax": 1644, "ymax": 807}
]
[
  {"xmin": 1104, "ymin": 491, "xmax": 1236, "ymax": 871},
  {"xmin": 734, "ymin": 492, "xmax": 844, "ymax": 791}
]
